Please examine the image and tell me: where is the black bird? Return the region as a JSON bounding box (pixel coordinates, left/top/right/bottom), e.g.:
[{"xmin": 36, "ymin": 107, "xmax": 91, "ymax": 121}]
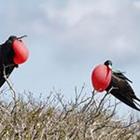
[
  {"xmin": 0, "ymin": 35, "xmax": 28, "ymax": 88},
  {"xmin": 104, "ymin": 60, "xmax": 140, "ymax": 111}
]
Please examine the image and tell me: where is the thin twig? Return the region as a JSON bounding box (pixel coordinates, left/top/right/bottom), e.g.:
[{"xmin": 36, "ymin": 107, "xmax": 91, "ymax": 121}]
[
  {"xmin": 3, "ymin": 65, "xmax": 16, "ymax": 102},
  {"xmin": 3, "ymin": 64, "xmax": 17, "ymax": 127}
]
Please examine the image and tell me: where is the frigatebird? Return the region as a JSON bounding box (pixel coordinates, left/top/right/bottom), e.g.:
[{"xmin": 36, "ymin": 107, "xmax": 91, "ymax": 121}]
[
  {"xmin": 0, "ymin": 35, "xmax": 28, "ymax": 88},
  {"xmin": 91, "ymin": 60, "xmax": 140, "ymax": 111}
]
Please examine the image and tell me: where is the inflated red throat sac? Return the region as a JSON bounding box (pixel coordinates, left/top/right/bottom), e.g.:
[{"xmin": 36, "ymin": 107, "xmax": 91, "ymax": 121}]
[
  {"xmin": 91, "ymin": 64, "xmax": 112, "ymax": 92},
  {"xmin": 12, "ymin": 39, "xmax": 29, "ymax": 64}
]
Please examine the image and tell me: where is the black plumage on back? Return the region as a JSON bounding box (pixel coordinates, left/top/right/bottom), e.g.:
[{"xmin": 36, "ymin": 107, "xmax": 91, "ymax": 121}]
[{"xmin": 105, "ymin": 60, "xmax": 140, "ymax": 111}]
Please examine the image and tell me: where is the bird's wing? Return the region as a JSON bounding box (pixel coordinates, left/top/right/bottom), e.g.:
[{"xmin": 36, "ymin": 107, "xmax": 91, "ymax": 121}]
[
  {"xmin": 111, "ymin": 88, "xmax": 140, "ymax": 111},
  {"xmin": 0, "ymin": 65, "xmax": 15, "ymax": 88},
  {"xmin": 109, "ymin": 74, "xmax": 140, "ymax": 111},
  {"xmin": 112, "ymin": 70, "xmax": 132, "ymax": 83}
]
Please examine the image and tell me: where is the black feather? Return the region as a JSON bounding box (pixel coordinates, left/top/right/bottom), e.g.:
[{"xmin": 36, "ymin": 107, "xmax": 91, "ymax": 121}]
[
  {"xmin": 0, "ymin": 36, "xmax": 18, "ymax": 88},
  {"xmin": 106, "ymin": 71, "xmax": 140, "ymax": 111},
  {"xmin": 113, "ymin": 70, "xmax": 132, "ymax": 83}
]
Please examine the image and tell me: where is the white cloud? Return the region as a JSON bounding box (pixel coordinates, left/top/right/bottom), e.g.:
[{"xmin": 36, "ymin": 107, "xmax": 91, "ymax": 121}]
[
  {"xmin": 133, "ymin": 1, "xmax": 140, "ymax": 9},
  {"xmin": 40, "ymin": 0, "xmax": 118, "ymax": 27},
  {"xmin": 37, "ymin": 0, "xmax": 140, "ymax": 72}
]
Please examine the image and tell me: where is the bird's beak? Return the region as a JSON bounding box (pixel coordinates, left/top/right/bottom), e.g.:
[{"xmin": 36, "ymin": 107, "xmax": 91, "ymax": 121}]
[{"xmin": 17, "ymin": 35, "xmax": 27, "ymax": 40}]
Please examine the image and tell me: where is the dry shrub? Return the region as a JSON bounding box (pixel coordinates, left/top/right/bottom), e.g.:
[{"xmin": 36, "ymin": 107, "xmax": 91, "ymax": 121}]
[{"xmin": 0, "ymin": 85, "xmax": 139, "ymax": 140}]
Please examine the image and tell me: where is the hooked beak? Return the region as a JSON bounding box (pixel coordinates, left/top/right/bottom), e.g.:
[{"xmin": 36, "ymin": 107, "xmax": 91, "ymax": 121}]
[{"xmin": 17, "ymin": 35, "xmax": 27, "ymax": 40}]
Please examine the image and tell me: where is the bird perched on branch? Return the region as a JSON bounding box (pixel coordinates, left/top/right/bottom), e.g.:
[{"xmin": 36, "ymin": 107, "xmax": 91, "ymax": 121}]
[
  {"xmin": 0, "ymin": 35, "xmax": 29, "ymax": 88},
  {"xmin": 91, "ymin": 60, "xmax": 140, "ymax": 111}
]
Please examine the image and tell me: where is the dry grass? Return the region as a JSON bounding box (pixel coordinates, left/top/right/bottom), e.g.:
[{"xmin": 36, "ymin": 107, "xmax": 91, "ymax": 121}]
[{"xmin": 0, "ymin": 85, "xmax": 139, "ymax": 140}]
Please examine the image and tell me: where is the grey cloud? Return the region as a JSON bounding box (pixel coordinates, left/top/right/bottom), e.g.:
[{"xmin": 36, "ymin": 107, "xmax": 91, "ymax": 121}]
[
  {"xmin": 37, "ymin": 0, "xmax": 140, "ymax": 67},
  {"xmin": 0, "ymin": 0, "xmax": 140, "ymax": 95}
]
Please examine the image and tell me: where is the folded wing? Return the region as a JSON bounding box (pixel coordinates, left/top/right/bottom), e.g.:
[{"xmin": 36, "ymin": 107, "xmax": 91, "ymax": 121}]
[{"xmin": 106, "ymin": 71, "xmax": 140, "ymax": 111}]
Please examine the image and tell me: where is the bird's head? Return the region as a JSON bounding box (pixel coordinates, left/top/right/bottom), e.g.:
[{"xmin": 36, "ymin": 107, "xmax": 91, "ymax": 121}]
[
  {"xmin": 7, "ymin": 35, "xmax": 29, "ymax": 65},
  {"xmin": 104, "ymin": 60, "xmax": 112, "ymax": 70}
]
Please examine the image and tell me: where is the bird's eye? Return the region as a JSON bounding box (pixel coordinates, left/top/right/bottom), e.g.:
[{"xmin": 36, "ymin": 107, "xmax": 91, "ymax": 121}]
[{"xmin": 18, "ymin": 39, "xmax": 22, "ymax": 42}]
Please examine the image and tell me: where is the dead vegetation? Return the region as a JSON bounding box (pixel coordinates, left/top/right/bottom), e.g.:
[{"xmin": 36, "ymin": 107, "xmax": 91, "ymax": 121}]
[{"xmin": 0, "ymin": 84, "xmax": 139, "ymax": 140}]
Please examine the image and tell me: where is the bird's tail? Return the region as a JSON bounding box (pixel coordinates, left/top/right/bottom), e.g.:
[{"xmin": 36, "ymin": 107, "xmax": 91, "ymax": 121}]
[
  {"xmin": 133, "ymin": 97, "xmax": 140, "ymax": 110},
  {"xmin": 130, "ymin": 101, "xmax": 140, "ymax": 112},
  {"xmin": 135, "ymin": 96, "xmax": 140, "ymax": 102}
]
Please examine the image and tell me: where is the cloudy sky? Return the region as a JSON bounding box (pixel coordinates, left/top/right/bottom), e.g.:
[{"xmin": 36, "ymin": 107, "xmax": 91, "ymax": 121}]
[{"xmin": 1, "ymin": 0, "xmax": 140, "ymax": 113}]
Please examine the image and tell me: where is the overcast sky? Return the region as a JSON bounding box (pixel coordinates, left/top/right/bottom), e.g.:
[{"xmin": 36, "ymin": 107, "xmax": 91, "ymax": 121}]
[{"xmin": 1, "ymin": 0, "xmax": 140, "ymax": 114}]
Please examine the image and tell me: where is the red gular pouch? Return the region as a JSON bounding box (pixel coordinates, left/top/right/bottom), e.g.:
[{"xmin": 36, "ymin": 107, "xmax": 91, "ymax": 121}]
[
  {"xmin": 91, "ymin": 64, "xmax": 112, "ymax": 92},
  {"xmin": 12, "ymin": 39, "xmax": 29, "ymax": 65}
]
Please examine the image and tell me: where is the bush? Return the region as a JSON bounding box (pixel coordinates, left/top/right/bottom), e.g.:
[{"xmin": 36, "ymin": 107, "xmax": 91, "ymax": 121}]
[{"xmin": 0, "ymin": 84, "xmax": 139, "ymax": 140}]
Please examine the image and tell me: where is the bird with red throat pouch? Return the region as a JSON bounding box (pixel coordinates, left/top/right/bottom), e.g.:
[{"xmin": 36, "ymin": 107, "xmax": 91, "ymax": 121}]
[
  {"xmin": 0, "ymin": 35, "xmax": 29, "ymax": 88},
  {"xmin": 91, "ymin": 60, "xmax": 140, "ymax": 111}
]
